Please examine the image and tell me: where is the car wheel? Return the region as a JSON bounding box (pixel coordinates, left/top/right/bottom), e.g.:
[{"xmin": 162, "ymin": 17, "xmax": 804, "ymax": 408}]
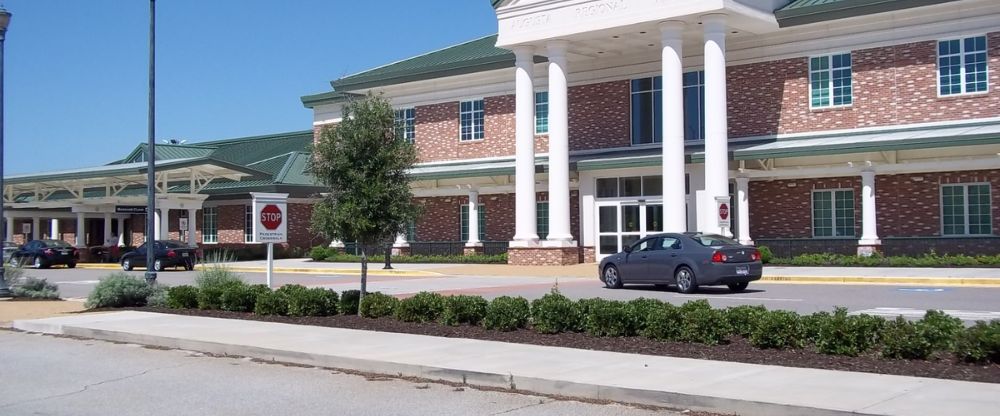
[
  {"xmin": 184, "ymin": 262, "xmax": 194, "ymax": 271},
  {"xmin": 727, "ymin": 282, "xmax": 749, "ymax": 292},
  {"xmin": 153, "ymin": 259, "xmax": 164, "ymax": 272},
  {"xmin": 122, "ymin": 258, "xmax": 133, "ymax": 271},
  {"xmin": 675, "ymin": 266, "xmax": 698, "ymax": 294},
  {"xmin": 67, "ymin": 262, "xmax": 77, "ymax": 269},
  {"xmin": 603, "ymin": 264, "xmax": 623, "ymax": 289},
  {"xmin": 33, "ymin": 256, "xmax": 45, "ymax": 269}
]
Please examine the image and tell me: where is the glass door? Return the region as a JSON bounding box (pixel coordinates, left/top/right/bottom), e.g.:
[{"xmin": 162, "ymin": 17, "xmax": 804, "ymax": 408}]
[{"xmin": 596, "ymin": 201, "xmax": 664, "ymax": 257}]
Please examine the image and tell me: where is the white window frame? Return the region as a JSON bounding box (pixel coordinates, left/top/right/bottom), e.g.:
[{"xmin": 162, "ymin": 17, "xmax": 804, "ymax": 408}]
[
  {"xmin": 940, "ymin": 183, "xmax": 993, "ymax": 236},
  {"xmin": 808, "ymin": 52, "xmax": 853, "ymax": 109},
  {"xmin": 459, "ymin": 99, "xmax": 485, "ymax": 142},
  {"xmin": 534, "ymin": 91, "xmax": 548, "ymax": 135},
  {"xmin": 244, "ymin": 205, "xmax": 254, "ymax": 243},
  {"xmin": 394, "ymin": 108, "xmax": 415, "ymax": 143},
  {"xmin": 811, "ymin": 189, "xmax": 856, "ymax": 238},
  {"xmin": 202, "ymin": 207, "xmax": 218, "ymax": 244},
  {"xmin": 937, "ymin": 35, "xmax": 989, "ymax": 97}
]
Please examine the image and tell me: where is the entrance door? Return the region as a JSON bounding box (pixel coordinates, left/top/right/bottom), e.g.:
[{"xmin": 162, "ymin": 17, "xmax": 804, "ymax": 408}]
[{"xmin": 596, "ymin": 201, "xmax": 664, "ymax": 259}]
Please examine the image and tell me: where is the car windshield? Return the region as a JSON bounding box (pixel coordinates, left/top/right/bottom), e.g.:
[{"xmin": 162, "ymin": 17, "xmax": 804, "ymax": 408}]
[
  {"xmin": 164, "ymin": 240, "xmax": 188, "ymax": 248},
  {"xmin": 690, "ymin": 234, "xmax": 740, "ymax": 247},
  {"xmin": 41, "ymin": 240, "xmax": 71, "ymax": 248}
]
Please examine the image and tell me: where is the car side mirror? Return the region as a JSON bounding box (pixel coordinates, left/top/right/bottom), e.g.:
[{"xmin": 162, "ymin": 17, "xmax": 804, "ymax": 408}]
[{"xmin": 623, "ymin": 245, "xmax": 633, "ymax": 253}]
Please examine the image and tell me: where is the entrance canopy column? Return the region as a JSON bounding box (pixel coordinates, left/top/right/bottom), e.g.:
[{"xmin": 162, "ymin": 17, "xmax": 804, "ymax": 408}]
[
  {"xmin": 543, "ymin": 40, "xmax": 574, "ymax": 247},
  {"xmin": 660, "ymin": 21, "xmax": 687, "ymax": 233},
  {"xmin": 702, "ymin": 14, "xmax": 730, "ymax": 235},
  {"xmin": 31, "ymin": 217, "xmax": 39, "ymax": 241},
  {"xmin": 466, "ymin": 189, "xmax": 482, "ymax": 248},
  {"xmin": 5, "ymin": 215, "xmax": 12, "ymax": 242},
  {"xmin": 75, "ymin": 212, "xmax": 86, "ymax": 248},
  {"xmin": 511, "ymin": 46, "xmax": 539, "ymax": 247},
  {"xmin": 859, "ymin": 170, "xmax": 881, "ymax": 254},
  {"xmin": 735, "ymin": 177, "xmax": 752, "ymax": 245},
  {"xmin": 117, "ymin": 217, "xmax": 125, "ymax": 246},
  {"xmin": 186, "ymin": 208, "xmax": 197, "ymax": 246},
  {"xmin": 103, "ymin": 213, "xmax": 112, "ymax": 246}
]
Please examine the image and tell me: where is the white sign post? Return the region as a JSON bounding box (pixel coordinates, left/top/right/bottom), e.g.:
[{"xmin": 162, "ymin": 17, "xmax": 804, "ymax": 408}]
[
  {"xmin": 251, "ymin": 193, "xmax": 288, "ymax": 288},
  {"xmin": 716, "ymin": 196, "xmax": 732, "ymax": 236}
]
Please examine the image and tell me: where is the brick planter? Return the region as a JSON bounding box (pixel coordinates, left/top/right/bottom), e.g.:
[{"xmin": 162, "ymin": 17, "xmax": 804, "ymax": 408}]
[{"xmin": 508, "ymin": 247, "xmax": 581, "ymax": 265}]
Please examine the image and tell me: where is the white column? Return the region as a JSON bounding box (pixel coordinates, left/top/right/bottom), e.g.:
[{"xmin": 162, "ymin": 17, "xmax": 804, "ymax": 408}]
[
  {"xmin": 735, "ymin": 177, "xmax": 753, "ymax": 245},
  {"xmin": 187, "ymin": 209, "xmax": 197, "ymax": 246},
  {"xmin": 75, "ymin": 213, "xmax": 86, "ymax": 247},
  {"xmin": 103, "ymin": 213, "xmax": 112, "ymax": 245},
  {"xmin": 153, "ymin": 210, "xmax": 162, "ymax": 240},
  {"xmin": 393, "ymin": 233, "xmax": 409, "ymax": 248},
  {"xmin": 159, "ymin": 208, "xmax": 170, "ymax": 241},
  {"xmin": 859, "ymin": 170, "xmax": 881, "ymax": 247},
  {"xmin": 50, "ymin": 218, "xmax": 59, "ymax": 241},
  {"xmin": 661, "ymin": 21, "xmax": 687, "ymax": 233},
  {"xmin": 511, "ymin": 46, "xmax": 539, "ymax": 247},
  {"xmin": 31, "ymin": 217, "xmax": 40, "ymax": 241},
  {"xmin": 116, "ymin": 217, "xmax": 125, "ymax": 246},
  {"xmin": 466, "ymin": 190, "xmax": 482, "ymax": 247},
  {"xmin": 328, "ymin": 239, "xmax": 345, "ymax": 249},
  {"xmin": 544, "ymin": 40, "xmax": 574, "ymax": 247},
  {"xmin": 5, "ymin": 216, "xmax": 13, "ymax": 242},
  {"xmin": 702, "ymin": 14, "xmax": 730, "ymax": 235}
]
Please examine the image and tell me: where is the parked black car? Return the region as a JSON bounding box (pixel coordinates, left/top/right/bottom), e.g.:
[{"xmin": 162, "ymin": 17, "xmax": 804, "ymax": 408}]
[
  {"xmin": 9, "ymin": 239, "xmax": 79, "ymax": 269},
  {"xmin": 599, "ymin": 233, "xmax": 763, "ymax": 294},
  {"xmin": 120, "ymin": 240, "xmax": 198, "ymax": 272}
]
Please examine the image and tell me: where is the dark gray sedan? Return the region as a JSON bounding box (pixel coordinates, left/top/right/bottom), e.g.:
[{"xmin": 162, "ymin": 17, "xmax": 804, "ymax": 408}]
[{"xmin": 598, "ymin": 233, "xmax": 763, "ymax": 294}]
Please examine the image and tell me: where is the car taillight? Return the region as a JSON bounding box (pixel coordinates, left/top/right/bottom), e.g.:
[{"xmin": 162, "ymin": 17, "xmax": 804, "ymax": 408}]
[
  {"xmin": 72, "ymin": 249, "xmax": 79, "ymax": 257},
  {"xmin": 751, "ymin": 249, "xmax": 761, "ymax": 261},
  {"xmin": 712, "ymin": 251, "xmax": 727, "ymax": 263},
  {"xmin": 167, "ymin": 250, "xmax": 177, "ymax": 258},
  {"xmin": 44, "ymin": 249, "xmax": 54, "ymax": 256}
]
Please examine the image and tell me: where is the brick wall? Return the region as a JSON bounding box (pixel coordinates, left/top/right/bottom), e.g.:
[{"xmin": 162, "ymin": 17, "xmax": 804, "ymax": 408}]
[
  {"xmin": 568, "ymin": 80, "xmax": 632, "ymax": 150},
  {"xmin": 876, "ymin": 170, "xmax": 1000, "ymax": 237},
  {"xmin": 415, "ymin": 191, "xmax": 582, "ymax": 243},
  {"xmin": 749, "ymin": 176, "xmax": 862, "ymax": 239}
]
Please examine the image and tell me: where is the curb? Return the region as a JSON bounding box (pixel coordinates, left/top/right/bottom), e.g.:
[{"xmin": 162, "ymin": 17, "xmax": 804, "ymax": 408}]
[
  {"xmin": 760, "ymin": 275, "xmax": 1000, "ymax": 286},
  {"xmin": 74, "ymin": 263, "xmax": 441, "ymax": 277},
  {"xmin": 11, "ymin": 317, "xmax": 878, "ymax": 416}
]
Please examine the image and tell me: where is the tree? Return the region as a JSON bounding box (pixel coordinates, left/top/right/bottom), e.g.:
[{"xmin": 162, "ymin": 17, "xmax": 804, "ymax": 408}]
[{"xmin": 310, "ymin": 93, "xmax": 420, "ymax": 305}]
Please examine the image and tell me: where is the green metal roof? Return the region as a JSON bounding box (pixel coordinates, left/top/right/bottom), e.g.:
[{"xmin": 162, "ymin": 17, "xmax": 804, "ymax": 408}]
[
  {"xmin": 300, "ymin": 91, "xmax": 359, "ymax": 109},
  {"xmin": 4, "ymin": 157, "xmax": 263, "ymax": 185},
  {"xmin": 775, "ymin": 0, "xmax": 958, "ymax": 27}
]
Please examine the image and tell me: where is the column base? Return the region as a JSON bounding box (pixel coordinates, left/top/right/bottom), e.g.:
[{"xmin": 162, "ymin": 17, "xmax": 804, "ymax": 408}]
[
  {"xmin": 739, "ymin": 239, "xmax": 754, "ymax": 246},
  {"xmin": 508, "ymin": 247, "xmax": 581, "ymax": 266},
  {"xmin": 857, "ymin": 241, "xmax": 882, "ymax": 257},
  {"xmin": 509, "ymin": 239, "xmax": 540, "ymax": 248},
  {"xmin": 541, "ymin": 239, "xmax": 577, "ymax": 248},
  {"xmin": 582, "ymin": 246, "xmax": 596, "ymax": 264},
  {"xmin": 392, "ymin": 246, "xmax": 411, "ymax": 256},
  {"xmin": 463, "ymin": 246, "xmax": 484, "ymax": 256}
]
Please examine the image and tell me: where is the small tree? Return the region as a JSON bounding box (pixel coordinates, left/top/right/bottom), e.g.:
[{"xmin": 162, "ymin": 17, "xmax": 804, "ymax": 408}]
[{"xmin": 310, "ymin": 92, "xmax": 419, "ymax": 305}]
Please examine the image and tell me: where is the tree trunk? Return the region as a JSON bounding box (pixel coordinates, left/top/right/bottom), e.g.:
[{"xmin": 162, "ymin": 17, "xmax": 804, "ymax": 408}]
[{"xmin": 359, "ymin": 248, "xmax": 368, "ymax": 310}]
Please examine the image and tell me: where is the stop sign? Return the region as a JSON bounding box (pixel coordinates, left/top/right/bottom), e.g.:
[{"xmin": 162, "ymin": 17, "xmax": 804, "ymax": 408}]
[
  {"xmin": 260, "ymin": 204, "xmax": 283, "ymax": 230},
  {"xmin": 719, "ymin": 203, "xmax": 730, "ymax": 221}
]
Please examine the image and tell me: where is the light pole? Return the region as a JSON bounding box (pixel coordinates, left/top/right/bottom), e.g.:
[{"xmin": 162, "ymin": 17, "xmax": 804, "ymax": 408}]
[
  {"xmin": 144, "ymin": 0, "xmax": 157, "ymax": 284},
  {"xmin": 0, "ymin": 7, "xmax": 12, "ymax": 298}
]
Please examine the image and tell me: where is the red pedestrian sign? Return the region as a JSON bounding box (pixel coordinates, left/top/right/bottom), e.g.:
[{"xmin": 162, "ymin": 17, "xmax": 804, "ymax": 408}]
[
  {"xmin": 260, "ymin": 204, "xmax": 283, "ymax": 230},
  {"xmin": 719, "ymin": 203, "xmax": 729, "ymax": 220}
]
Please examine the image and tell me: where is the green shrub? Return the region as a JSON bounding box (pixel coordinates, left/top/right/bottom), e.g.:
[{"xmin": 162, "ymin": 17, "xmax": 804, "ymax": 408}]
[
  {"xmin": 680, "ymin": 299, "xmax": 712, "ymax": 313},
  {"xmin": 194, "ymin": 266, "xmax": 245, "ymax": 310},
  {"xmin": 166, "ymin": 285, "xmax": 199, "ymax": 309},
  {"xmin": 288, "ymin": 288, "xmax": 339, "ymax": 317},
  {"xmin": 881, "ymin": 317, "xmax": 935, "ymax": 360},
  {"xmin": 359, "ymin": 292, "xmax": 399, "ymax": 318},
  {"xmin": 197, "ymin": 280, "xmax": 246, "ymax": 310},
  {"xmin": 254, "ymin": 291, "xmax": 288, "ymax": 316},
  {"xmin": 954, "ymin": 321, "xmax": 1000, "ymax": 364},
  {"xmin": 679, "ymin": 305, "xmax": 730, "ymax": 345},
  {"xmin": 758, "ymin": 246, "xmax": 773, "ymax": 264},
  {"xmin": 85, "ymin": 272, "xmax": 156, "ymax": 308},
  {"xmin": 309, "ymin": 246, "xmax": 333, "ymax": 261},
  {"xmin": 395, "ymin": 292, "xmax": 446, "ymax": 323},
  {"xmin": 340, "ymin": 290, "xmax": 361, "ymax": 315},
  {"xmin": 146, "ymin": 285, "xmax": 168, "ymax": 307},
  {"xmin": 530, "ymin": 289, "xmax": 581, "ymax": 334},
  {"xmin": 626, "ymin": 298, "xmax": 664, "ymax": 334},
  {"xmin": 583, "ymin": 299, "xmax": 635, "ymax": 337},
  {"xmin": 918, "ymin": 310, "xmax": 963, "ymax": 352},
  {"xmin": 749, "ymin": 310, "xmax": 806, "ymax": 349},
  {"xmin": 441, "ymin": 295, "xmax": 489, "ymax": 326},
  {"xmin": 814, "ymin": 308, "xmax": 885, "ymax": 356},
  {"xmin": 482, "ymin": 296, "xmax": 530, "ymax": 331},
  {"xmin": 725, "ymin": 305, "xmax": 768, "ymax": 338},
  {"xmin": 642, "ymin": 303, "xmax": 684, "ymax": 341},
  {"xmin": 11, "ymin": 277, "xmax": 60, "ymax": 300},
  {"xmin": 220, "ymin": 284, "xmax": 271, "ymax": 313},
  {"xmin": 576, "ymin": 298, "xmax": 603, "ymax": 317},
  {"xmin": 2, "ymin": 265, "xmax": 24, "ymax": 286},
  {"xmin": 802, "ymin": 311, "xmax": 831, "ymax": 343}
]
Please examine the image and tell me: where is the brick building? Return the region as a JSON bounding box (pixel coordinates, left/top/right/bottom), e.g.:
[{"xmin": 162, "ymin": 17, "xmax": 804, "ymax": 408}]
[{"xmin": 301, "ymin": 0, "xmax": 1000, "ymax": 264}]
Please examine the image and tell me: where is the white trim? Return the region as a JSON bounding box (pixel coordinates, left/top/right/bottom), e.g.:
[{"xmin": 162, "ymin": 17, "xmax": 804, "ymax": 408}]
[
  {"xmin": 810, "ymin": 188, "xmax": 857, "ymax": 239},
  {"xmin": 935, "ymin": 34, "xmax": 990, "ymax": 98},
  {"xmin": 939, "ymin": 182, "xmax": 994, "ymax": 236}
]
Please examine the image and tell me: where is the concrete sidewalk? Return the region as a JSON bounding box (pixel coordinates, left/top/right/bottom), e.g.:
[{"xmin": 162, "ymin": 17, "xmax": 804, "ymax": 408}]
[{"xmin": 14, "ymin": 311, "xmax": 1000, "ymax": 416}]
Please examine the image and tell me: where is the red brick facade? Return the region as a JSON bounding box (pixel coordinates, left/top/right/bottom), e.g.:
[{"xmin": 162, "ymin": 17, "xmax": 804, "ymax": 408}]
[
  {"xmin": 414, "ymin": 192, "xmax": 581, "ymax": 243},
  {"xmin": 750, "ymin": 176, "xmax": 863, "ymax": 239}
]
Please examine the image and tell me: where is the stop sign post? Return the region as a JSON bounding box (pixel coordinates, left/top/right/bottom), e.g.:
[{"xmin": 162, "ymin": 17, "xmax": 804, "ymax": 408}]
[
  {"xmin": 251, "ymin": 193, "xmax": 289, "ymax": 289},
  {"xmin": 716, "ymin": 196, "xmax": 732, "ymax": 231}
]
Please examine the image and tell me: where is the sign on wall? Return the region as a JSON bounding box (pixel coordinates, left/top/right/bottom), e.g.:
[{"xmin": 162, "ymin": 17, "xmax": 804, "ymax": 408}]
[
  {"xmin": 251, "ymin": 193, "xmax": 288, "ymax": 243},
  {"xmin": 116, "ymin": 205, "xmax": 147, "ymax": 214},
  {"xmin": 716, "ymin": 196, "xmax": 731, "ymax": 230},
  {"xmin": 22, "ymin": 223, "xmax": 30, "ymax": 235}
]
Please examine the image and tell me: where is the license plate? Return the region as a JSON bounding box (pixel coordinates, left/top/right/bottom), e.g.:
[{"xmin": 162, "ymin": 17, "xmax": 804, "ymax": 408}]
[
  {"xmin": 60, "ymin": 250, "xmax": 70, "ymax": 255},
  {"xmin": 182, "ymin": 252, "xmax": 189, "ymax": 257},
  {"xmin": 736, "ymin": 266, "xmax": 749, "ymax": 276}
]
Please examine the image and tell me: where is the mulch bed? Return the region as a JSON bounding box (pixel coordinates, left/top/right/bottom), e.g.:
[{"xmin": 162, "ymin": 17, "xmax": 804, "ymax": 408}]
[{"xmin": 129, "ymin": 306, "xmax": 1000, "ymax": 384}]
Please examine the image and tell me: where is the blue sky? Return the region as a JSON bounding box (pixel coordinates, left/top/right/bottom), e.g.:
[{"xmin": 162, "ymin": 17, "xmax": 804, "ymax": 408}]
[{"xmin": 3, "ymin": 0, "xmax": 497, "ymax": 174}]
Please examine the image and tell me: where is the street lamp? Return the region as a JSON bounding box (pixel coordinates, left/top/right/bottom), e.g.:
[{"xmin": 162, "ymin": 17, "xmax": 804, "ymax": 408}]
[
  {"xmin": 144, "ymin": 0, "xmax": 157, "ymax": 284},
  {"xmin": 0, "ymin": 7, "xmax": 13, "ymax": 298}
]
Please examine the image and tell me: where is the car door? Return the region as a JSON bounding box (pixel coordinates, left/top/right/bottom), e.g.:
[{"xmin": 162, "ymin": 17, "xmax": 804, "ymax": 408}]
[
  {"xmin": 645, "ymin": 236, "xmax": 680, "ymax": 282},
  {"xmin": 131, "ymin": 244, "xmax": 148, "ymax": 266},
  {"xmin": 619, "ymin": 237, "xmax": 660, "ymax": 282}
]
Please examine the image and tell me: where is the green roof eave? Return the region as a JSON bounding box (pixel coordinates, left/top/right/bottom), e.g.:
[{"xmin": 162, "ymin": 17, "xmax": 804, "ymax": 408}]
[
  {"xmin": 5, "ymin": 157, "xmax": 268, "ymax": 185},
  {"xmin": 300, "ymin": 91, "xmax": 360, "ymax": 109},
  {"xmin": 775, "ymin": 0, "xmax": 959, "ymax": 27},
  {"xmin": 333, "ymin": 55, "xmax": 516, "ymax": 92},
  {"xmin": 733, "ymin": 132, "xmax": 1000, "ymax": 160}
]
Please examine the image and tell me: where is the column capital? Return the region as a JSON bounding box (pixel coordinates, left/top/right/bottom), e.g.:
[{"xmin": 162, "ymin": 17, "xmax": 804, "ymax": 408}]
[
  {"xmin": 511, "ymin": 45, "xmax": 535, "ymax": 64},
  {"xmin": 735, "ymin": 176, "xmax": 750, "ymax": 186},
  {"xmin": 700, "ymin": 13, "xmax": 727, "ymax": 33},
  {"xmin": 860, "ymin": 169, "xmax": 876, "ymax": 179},
  {"xmin": 658, "ymin": 20, "xmax": 685, "ymax": 40},
  {"xmin": 546, "ymin": 40, "xmax": 569, "ymax": 58}
]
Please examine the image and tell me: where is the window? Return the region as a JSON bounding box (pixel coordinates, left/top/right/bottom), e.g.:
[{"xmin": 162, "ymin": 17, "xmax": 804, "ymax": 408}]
[
  {"xmin": 460, "ymin": 204, "xmax": 486, "ymax": 241},
  {"xmin": 244, "ymin": 205, "xmax": 254, "ymax": 243},
  {"xmin": 939, "ymin": 36, "xmax": 988, "ymax": 96},
  {"xmin": 942, "ymin": 184, "xmax": 992, "ymax": 235},
  {"xmin": 812, "ymin": 190, "xmax": 855, "ymax": 237},
  {"xmin": 394, "ymin": 108, "xmax": 415, "ymax": 143},
  {"xmin": 595, "ymin": 175, "xmax": 664, "ymax": 199},
  {"xmin": 631, "ymin": 72, "xmax": 705, "ymax": 144},
  {"xmin": 810, "ymin": 53, "xmax": 852, "ymax": 108},
  {"xmin": 405, "ymin": 221, "xmax": 416, "ymax": 242},
  {"xmin": 536, "ymin": 202, "xmax": 549, "ymax": 239},
  {"xmin": 202, "ymin": 207, "xmax": 217, "ymax": 243},
  {"xmin": 534, "ymin": 91, "xmax": 548, "ymax": 134},
  {"xmin": 459, "ymin": 99, "xmax": 484, "ymax": 141}
]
